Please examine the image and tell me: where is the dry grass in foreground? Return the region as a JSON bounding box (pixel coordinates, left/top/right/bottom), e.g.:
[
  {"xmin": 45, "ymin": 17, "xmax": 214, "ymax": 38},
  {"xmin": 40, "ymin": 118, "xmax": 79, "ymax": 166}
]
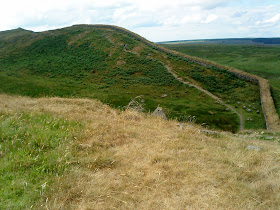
[{"xmin": 0, "ymin": 94, "xmax": 280, "ymax": 209}]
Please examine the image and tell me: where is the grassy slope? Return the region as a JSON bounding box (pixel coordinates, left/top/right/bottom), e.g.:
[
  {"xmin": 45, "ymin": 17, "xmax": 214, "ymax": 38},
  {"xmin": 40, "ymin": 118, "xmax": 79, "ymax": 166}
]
[
  {"xmin": 0, "ymin": 94, "xmax": 279, "ymax": 209},
  {"xmin": 162, "ymin": 43, "xmax": 280, "ymax": 117},
  {"xmin": 0, "ymin": 26, "xmax": 265, "ymax": 131},
  {"xmin": 0, "ymin": 112, "xmax": 82, "ymax": 209}
]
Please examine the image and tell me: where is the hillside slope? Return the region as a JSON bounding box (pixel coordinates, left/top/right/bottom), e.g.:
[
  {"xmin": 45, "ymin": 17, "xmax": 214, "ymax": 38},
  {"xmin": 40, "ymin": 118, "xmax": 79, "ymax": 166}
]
[
  {"xmin": 0, "ymin": 25, "xmax": 266, "ymax": 131},
  {"xmin": 161, "ymin": 42, "xmax": 280, "ymax": 131},
  {"xmin": 0, "ymin": 94, "xmax": 279, "ymax": 209}
]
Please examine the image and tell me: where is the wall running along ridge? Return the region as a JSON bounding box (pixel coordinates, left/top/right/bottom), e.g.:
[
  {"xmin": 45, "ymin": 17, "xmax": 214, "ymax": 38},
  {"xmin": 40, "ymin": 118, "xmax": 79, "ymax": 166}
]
[{"xmin": 73, "ymin": 24, "xmax": 280, "ymax": 131}]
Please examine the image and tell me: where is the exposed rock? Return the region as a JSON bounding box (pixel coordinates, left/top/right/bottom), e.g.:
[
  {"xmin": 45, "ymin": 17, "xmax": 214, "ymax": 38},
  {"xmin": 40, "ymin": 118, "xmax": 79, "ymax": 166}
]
[
  {"xmin": 256, "ymin": 110, "xmax": 260, "ymax": 114},
  {"xmin": 161, "ymin": 94, "xmax": 167, "ymax": 98},
  {"xmin": 247, "ymin": 109, "xmax": 251, "ymax": 112},
  {"xmin": 176, "ymin": 123, "xmax": 184, "ymax": 130},
  {"xmin": 265, "ymin": 136, "xmax": 274, "ymax": 140},
  {"xmin": 247, "ymin": 117, "xmax": 252, "ymax": 121},
  {"xmin": 152, "ymin": 107, "xmax": 167, "ymax": 120},
  {"xmin": 246, "ymin": 145, "xmax": 262, "ymax": 151},
  {"xmin": 243, "ymin": 106, "xmax": 246, "ymax": 109},
  {"xmin": 237, "ymin": 101, "xmax": 241, "ymax": 105},
  {"xmin": 117, "ymin": 60, "xmax": 126, "ymax": 65}
]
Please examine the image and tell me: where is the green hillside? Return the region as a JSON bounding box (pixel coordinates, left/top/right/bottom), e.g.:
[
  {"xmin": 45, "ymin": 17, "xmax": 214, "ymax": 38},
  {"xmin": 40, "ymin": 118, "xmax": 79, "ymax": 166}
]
[
  {"xmin": 161, "ymin": 43, "xmax": 280, "ymax": 116},
  {"xmin": 0, "ymin": 25, "xmax": 266, "ymax": 132}
]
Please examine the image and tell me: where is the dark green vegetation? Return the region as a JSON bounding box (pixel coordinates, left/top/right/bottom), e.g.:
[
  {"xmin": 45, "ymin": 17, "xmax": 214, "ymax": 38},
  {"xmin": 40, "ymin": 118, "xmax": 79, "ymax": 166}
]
[
  {"xmin": 0, "ymin": 26, "xmax": 266, "ymax": 131},
  {"xmin": 0, "ymin": 111, "xmax": 82, "ymax": 209},
  {"xmin": 162, "ymin": 43, "xmax": 280, "ymax": 117}
]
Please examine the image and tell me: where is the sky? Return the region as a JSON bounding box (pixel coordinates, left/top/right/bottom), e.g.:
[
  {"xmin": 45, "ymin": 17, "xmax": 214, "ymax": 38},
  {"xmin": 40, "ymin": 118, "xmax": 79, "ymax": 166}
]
[{"xmin": 1, "ymin": 0, "xmax": 280, "ymax": 42}]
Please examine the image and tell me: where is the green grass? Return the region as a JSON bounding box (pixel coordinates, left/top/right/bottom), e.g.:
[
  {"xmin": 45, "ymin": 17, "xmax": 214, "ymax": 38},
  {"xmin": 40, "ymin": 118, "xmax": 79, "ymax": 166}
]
[
  {"xmin": 0, "ymin": 111, "xmax": 82, "ymax": 209},
  {"xmin": 0, "ymin": 25, "xmax": 266, "ymax": 131},
  {"xmin": 162, "ymin": 43, "xmax": 280, "ymax": 117}
]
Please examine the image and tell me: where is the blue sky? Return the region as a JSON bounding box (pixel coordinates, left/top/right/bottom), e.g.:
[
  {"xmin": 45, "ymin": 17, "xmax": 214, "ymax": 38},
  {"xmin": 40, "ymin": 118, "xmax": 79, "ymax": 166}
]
[{"xmin": 0, "ymin": 0, "xmax": 279, "ymax": 42}]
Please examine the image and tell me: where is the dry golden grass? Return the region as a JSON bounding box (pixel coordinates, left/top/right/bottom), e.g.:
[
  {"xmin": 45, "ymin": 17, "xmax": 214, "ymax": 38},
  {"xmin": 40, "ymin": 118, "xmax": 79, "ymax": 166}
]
[{"xmin": 1, "ymin": 94, "xmax": 280, "ymax": 209}]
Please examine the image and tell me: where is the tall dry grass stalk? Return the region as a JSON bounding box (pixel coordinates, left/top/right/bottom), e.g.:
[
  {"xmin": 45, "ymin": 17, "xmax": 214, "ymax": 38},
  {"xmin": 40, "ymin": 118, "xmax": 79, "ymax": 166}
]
[
  {"xmin": 75, "ymin": 24, "xmax": 280, "ymax": 131},
  {"xmin": 1, "ymin": 94, "xmax": 280, "ymax": 209}
]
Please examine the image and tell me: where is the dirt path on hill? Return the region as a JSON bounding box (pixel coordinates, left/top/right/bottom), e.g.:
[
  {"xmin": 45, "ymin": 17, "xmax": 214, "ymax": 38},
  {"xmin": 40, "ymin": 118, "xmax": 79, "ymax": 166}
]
[
  {"xmin": 80, "ymin": 25, "xmax": 280, "ymax": 130},
  {"xmin": 164, "ymin": 64, "xmax": 244, "ymax": 131}
]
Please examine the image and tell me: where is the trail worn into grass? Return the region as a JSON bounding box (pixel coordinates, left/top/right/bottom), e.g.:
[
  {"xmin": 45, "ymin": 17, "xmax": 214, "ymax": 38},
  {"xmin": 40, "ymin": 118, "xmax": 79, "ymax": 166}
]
[
  {"xmin": 74, "ymin": 24, "xmax": 280, "ymax": 131},
  {"xmin": 164, "ymin": 64, "xmax": 244, "ymax": 131}
]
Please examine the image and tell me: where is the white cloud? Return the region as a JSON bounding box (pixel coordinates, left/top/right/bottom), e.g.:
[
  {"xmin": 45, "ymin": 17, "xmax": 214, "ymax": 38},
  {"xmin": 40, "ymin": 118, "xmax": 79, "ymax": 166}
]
[
  {"xmin": 0, "ymin": 0, "xmax": 279, "ymax": 41},
  {"xmin": 257, "ymin": 14, "xmax": 280, "ymax": 25},
  {"xmin": 202, "ymin": 14, "xmax": 218, "ymax": 23}
]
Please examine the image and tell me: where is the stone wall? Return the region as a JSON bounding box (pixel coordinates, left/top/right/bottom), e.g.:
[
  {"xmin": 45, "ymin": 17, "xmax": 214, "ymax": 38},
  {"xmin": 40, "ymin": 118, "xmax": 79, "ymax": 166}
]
[{"xmin": 73, "ymin": 24, "xmax": 280, "ymax": 130}]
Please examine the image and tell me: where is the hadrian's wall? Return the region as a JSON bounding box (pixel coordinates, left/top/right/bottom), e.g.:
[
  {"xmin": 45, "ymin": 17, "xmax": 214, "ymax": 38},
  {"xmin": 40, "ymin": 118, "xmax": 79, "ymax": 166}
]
[{"xmin": 74, "ymin": 24, "xmax": 280, "ymax": 131}]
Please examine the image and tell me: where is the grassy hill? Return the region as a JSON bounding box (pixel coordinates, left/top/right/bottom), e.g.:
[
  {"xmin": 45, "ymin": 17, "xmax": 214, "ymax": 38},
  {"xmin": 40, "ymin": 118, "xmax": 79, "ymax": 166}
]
[
  {"xmin": 0, "ymin": 25, "xmax": 266, "ymax": 131},
  {"xmin": 1, "ymin": 94, "xmax": 279, "ymax": 209},
  {"xmin": 161, "ymin": 43, "xmax": 280, "ymax": 117}
]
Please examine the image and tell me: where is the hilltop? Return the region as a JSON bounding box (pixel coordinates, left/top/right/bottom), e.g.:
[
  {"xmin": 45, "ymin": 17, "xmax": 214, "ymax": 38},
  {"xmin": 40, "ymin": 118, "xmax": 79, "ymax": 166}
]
[
  {"xmin": 0, "ymin": 25, "xmax": 268, "ymax": 132},
  {"xmin": 0, "ymin": 28, "xmax": 33, "ymax": 40},
  {"xmin": 0, "ymin": 94, "xmax": 279, "ymax": 209}
]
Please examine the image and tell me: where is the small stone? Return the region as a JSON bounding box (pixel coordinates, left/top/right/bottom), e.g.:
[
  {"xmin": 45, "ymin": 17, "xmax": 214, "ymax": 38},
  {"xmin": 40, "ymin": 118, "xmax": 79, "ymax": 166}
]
[
  {"xmin": 247, "ymin": 109, "xmax": 251, "ymax": 112},
  {"xmin": 208, "ymin": 111, "xmax": 214, "ymax": 115},
  {"xmin": 176, "ymin": 123, "xmax": 184, "ymax": 130},
  {"xmin": 249, "ymin": 105, "xmax": 252, "ymax": 108},
  {"xmin": 237, "ymin": 102, "xmax": 241, "ymax": 105},
  {"xmin": 161, "ymin": 94, "xmax": 167, "ymax": 98},
  {"xmin": 243, "ymin": 106, "xmax": 246, "ymax": 109},
  {"xmin": 256, "ymin": 110, "xmax": 260, "ymax": 114},
  {"xmin": 246, "ymin": 145, "xmax": 262, "ymax": 151},
  {"xmin": 152, "ymin": 107, "xmax": 167, "ymax": 120},
  {"xmin": 265, "ymin": 136, "xmax": 274, "ymax": 140}
]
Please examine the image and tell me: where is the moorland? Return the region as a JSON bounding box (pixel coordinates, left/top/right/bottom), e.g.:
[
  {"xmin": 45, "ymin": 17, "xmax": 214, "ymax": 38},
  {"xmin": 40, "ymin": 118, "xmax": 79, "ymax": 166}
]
[
  {"xmin": 1, "ymin": 25, "xmax": 280, "ymax": 209},
  {"xmin": 161, "ymin": 40, "xmax": 280, "ymax": 116}
]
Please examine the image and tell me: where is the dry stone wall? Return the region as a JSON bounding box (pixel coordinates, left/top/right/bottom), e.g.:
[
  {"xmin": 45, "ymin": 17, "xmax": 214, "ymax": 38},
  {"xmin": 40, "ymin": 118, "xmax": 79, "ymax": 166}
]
[{"xmin": 74, "ymin": 24, "xmax": 280, "ymax": 131}]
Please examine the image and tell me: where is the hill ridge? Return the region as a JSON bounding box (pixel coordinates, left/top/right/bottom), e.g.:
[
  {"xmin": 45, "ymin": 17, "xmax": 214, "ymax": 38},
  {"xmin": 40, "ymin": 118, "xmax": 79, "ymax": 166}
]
[
  {"xmin": 71, "ymin": 24, "xmax": 280, "ymax": 131},
  {"xmin": 0, "ymin": 24, "xmax": 271, "ymax": 131}
]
